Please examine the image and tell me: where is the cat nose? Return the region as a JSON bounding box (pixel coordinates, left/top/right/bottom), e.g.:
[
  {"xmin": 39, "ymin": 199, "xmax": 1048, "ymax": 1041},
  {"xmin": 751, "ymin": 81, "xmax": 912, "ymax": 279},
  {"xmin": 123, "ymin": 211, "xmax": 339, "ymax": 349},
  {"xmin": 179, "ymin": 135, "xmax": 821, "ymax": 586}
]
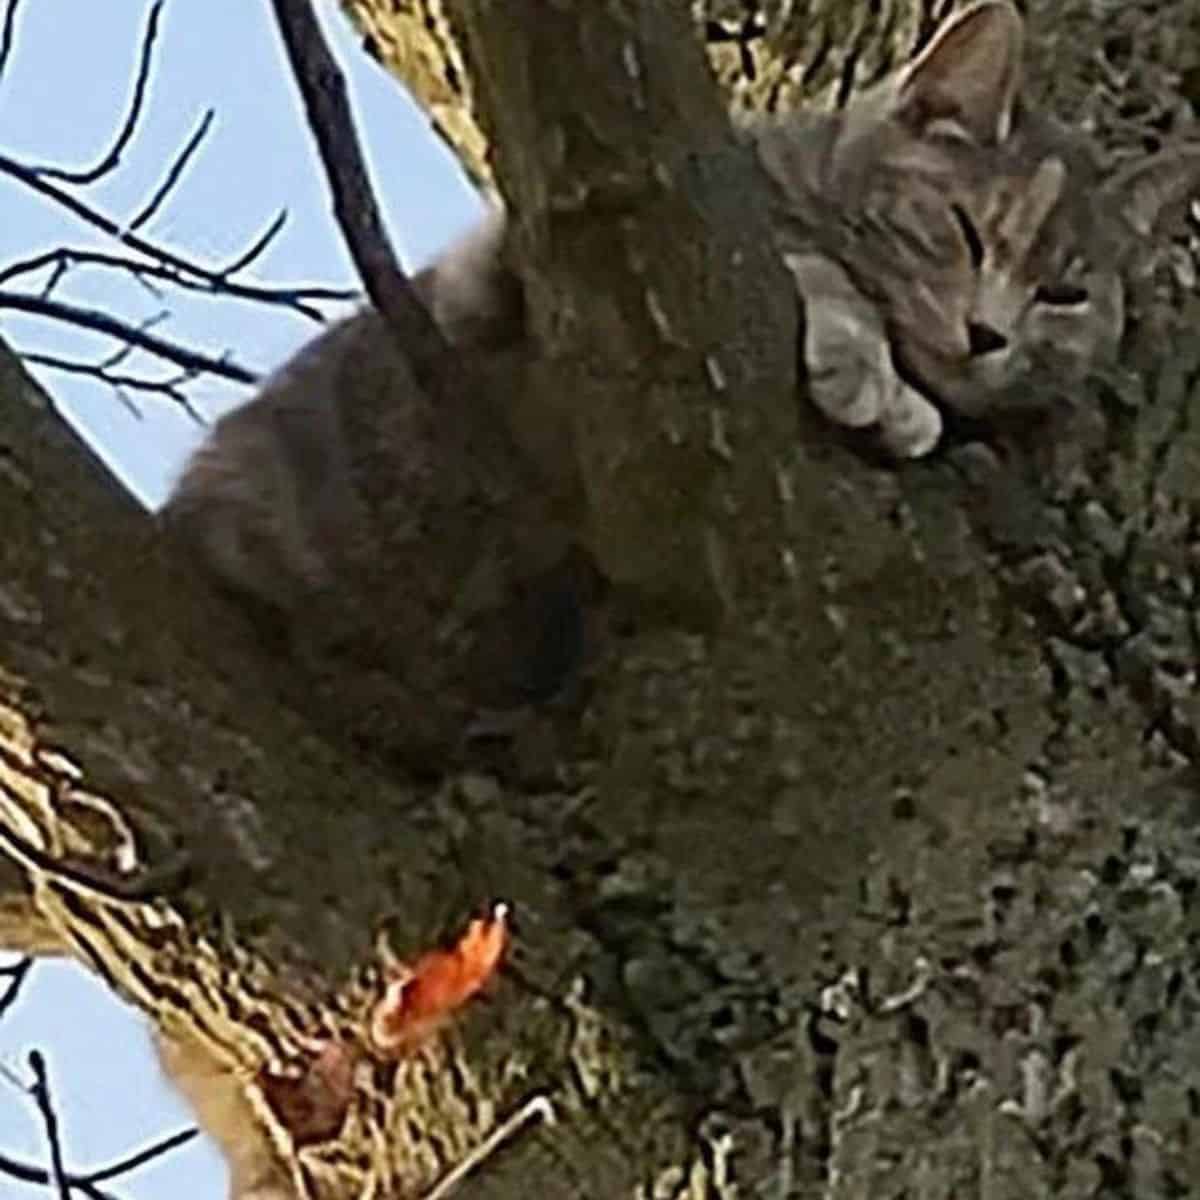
[{"xmin": 966, "ymin": 321, "xmax": 1008, "ymax": 356}]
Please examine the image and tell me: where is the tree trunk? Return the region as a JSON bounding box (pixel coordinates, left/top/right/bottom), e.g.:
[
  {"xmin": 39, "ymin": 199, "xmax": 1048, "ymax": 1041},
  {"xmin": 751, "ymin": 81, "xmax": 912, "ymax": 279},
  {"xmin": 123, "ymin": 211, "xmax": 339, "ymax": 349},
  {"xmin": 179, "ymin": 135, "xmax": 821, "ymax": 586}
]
[{"xmin": 4, "ymin": 2, "xmax": 1200, "ymax": 1198}]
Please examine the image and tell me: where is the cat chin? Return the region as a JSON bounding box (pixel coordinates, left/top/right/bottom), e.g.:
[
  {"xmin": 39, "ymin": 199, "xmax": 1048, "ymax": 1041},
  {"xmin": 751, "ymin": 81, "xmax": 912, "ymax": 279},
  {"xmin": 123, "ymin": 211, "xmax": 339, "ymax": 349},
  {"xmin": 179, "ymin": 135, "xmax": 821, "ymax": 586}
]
[
  {"xmin": 894, "ymin": 340, "xmax": 1028, "ymax": 421},
  {"xmin": 965, "ymin": 351, "xmax": 1022, "ymax": 395},
  {"xmin": 877, "ymin": 382, "xmax": 943, "ymax": 458}
]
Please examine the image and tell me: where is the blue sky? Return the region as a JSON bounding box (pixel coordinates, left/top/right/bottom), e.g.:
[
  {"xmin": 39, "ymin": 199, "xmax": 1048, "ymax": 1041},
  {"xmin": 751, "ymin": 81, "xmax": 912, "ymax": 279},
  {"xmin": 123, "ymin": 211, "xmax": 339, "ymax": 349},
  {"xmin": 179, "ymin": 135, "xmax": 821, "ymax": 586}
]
[{"xmin": 0, "ymin": 1, "xmax": 480, "ymax": 1194}]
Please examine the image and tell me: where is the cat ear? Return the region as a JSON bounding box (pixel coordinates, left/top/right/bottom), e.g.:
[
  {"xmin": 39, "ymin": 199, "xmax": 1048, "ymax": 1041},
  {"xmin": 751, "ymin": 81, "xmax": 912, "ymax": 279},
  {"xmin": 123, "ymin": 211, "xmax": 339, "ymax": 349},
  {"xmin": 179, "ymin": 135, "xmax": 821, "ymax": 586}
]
[
  {"xmin": 895, "ymin": 1, "xmax": 1024, "ymax": 144},
  {"xmin": 1104, "ymin": 146, "xmax": 1200, "ymax": 237}
]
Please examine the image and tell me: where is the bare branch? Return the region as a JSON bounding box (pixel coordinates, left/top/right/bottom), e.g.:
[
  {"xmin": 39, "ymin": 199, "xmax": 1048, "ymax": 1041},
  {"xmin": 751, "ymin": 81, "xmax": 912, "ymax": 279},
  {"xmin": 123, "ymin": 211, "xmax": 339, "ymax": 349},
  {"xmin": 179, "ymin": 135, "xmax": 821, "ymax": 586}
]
[
  {"xmin": 0, "ymin": 247, "xmax": 171, "ymax": 302},
  {"xmin": 0, "ymin": 1150, "xmax": 117, "ymax": 1200},
  {"xmin": 0, "ymin": 0, "xmax": 375, "ymax": 428},
  {"xmin": 0, "ymin": 1060, "xmax": 23, "ymax": 1095},
  {"xmin": 0, "ymin": 244, "xmax": 354, "ymax": 315},
  {"xmin": 23, "ymin": 352, "xmax": 205, "ymax": 418},
  {"xmin": 0, "ymin": 955, "xmax": 31, "ymax": 1022},
  {"xmin": 0, "ymin": 0, "xmax": 20, "ymax": 87},
  {"xmin": 0, "ymin": 1105, "xmax": 195, "ymax": 1196},
  {"xmin": 97, "ymin": 333, "xmax": 149, "ymax": 370},
  {"xmin": 221, "ymin": 208, "xmax": 288, "ymax": 276},
  {"xmin": 0, "ymin": 290, "xmax": 258, "ymax": 385},
  {"xmin": 0, "ymin": 151, "xmax": 352, "ymax": 321},
  {"xmin": 83, "ymin": 1127, "xmax": 199, "ymax": 1185},
  {"xmin": 31, "ymin": 0, "xmax": 164, "ymax": 186},
  {"xmin": 268, "ymin": 0, "xmax": 450, "ymax": 393},
  {"xmin": 127, "ymin": 108, "xmax": 215, "ymax": 234},
  {"xmin": 422, "ymin": 1096, "xmax": 555, "ymax": 1200},
  {"xmin": 28, "ymin": 1052, "xmax": 70, "ymax": 1200},
  {"xmin": 40, "ymin": 255, "xmax": 71, "ymax": 300}
]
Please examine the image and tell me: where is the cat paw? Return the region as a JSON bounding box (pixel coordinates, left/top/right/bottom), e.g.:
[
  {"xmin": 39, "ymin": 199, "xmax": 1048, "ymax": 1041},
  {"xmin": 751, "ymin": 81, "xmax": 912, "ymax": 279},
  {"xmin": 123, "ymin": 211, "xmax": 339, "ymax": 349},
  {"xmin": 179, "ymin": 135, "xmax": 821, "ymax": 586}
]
[
  {"xmin": 878, "ymin": 380, "xmax": 943, "ymax": 458},
  {"xmin": 806, "ymin": 341, "xmax": 891, "ymax": 429},
  {"xmin": 785, "ymin": 252, "xmax": 891, "ymax": 429}
]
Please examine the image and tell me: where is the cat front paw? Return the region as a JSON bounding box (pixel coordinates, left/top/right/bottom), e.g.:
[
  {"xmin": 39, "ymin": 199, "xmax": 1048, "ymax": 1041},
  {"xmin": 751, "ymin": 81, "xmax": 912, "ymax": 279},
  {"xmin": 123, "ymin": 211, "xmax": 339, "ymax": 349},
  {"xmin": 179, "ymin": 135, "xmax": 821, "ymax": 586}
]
[
  {"xmin": 784, "ymin": 251, "xmax": 943, "ymax": 457},
  {"xmin": 803, "ymin": 310, "xmax": 943, "ymax": 456},
  {"xmin": 809, "ymin": 357, "xmax": 942, "ymax": 457},
  {"xmin": 786, "ymin": 253, "xmax": 890, "ymax": 429},
  {"xmin": 805, "ymin": 323, "xmax": 893, "ymax": 429},
  {"xmin": 877, "ymin": 379, "xmax": 943, "ymax": 458}
]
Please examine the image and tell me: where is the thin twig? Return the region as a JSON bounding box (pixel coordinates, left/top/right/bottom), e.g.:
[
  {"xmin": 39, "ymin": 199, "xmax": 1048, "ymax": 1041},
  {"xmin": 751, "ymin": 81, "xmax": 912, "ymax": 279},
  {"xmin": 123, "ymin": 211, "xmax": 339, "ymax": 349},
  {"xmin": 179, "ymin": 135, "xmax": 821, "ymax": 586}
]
[
  {"xmin": 0, "ymin": 151, "xmax": 348, "ymax": 321},
  {"xmin": 0, "ymin": 0, "xmax": 21, "ymax": 86},
  {"xmin": 128, "ymin": 108, "xmax": 215, "ymax": 233},
  {"xmin": 0, "ymin": 248, "xmax": 94, "ymax": 289},
  {"xmin": 0, "ymin": 1150, "xmax": 116, "ymax": 1200},
  {"xmin": 0, "ymin": 244, "xmax": 353, "ymax": 311},
  {"xmin": 39, "ymin": 255, "xmax": 71, "ymax": 299},
  {"xmin": 220, "ymin": 208, "xmax": 288, "ymax": 276},
  {"xmin": 0, "ymin": 1058, "xmax": 24, "ymax": 1093},
  {"xmin": 28, "ymin": 1051, "xmax": 71, "ymax": 1200},
  {"xmin": 31, "ymin": 0, "xmax": 164, "ymax": 185},
  {"xmin": 23, "ymin": 352, "xmax": 205, "ymax": 416},
  {"xmin": 422, "ymin": 1096, "xmax": 556, "ymax": 1200},
  {"xmin": 0, "ymin": 290, "xmax": 257, "ymax": 384},
  {"xmin": 268, "ymin": 0, "xmax": 450, "ymax": 392},
  {"xmin": 83, "ymin": 1127, "xmax": 199, "ymax": 1184},
  {"xmin": 97, "ymin": 334, "xmax": 145, "ymax": 370},
  {"xmin": 26, "ymin": 349, "xmax": 190, "ymax": 406},
  {"xmin": 0, "ymin": 956, "xmax": 31, "ymax": 1022}
]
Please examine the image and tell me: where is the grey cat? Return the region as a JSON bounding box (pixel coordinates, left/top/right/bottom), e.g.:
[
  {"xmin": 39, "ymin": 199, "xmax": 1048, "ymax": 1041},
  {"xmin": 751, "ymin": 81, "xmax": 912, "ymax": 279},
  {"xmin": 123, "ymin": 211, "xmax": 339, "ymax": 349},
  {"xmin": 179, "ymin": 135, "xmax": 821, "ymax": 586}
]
[
  {"xmin": 162, "ymin": 211, "xmax": 522, "ymax": 620},
  {"xmin": 165, "ymin": 207, "xmax": 585, "ymax": 766},
  {"xmin": 162, "ymin": 0, "xmax": 1200, "ymax": 753},
  {"xmin": 752, "ymin": 0, "xmax": 1200, "ymax": 456}
]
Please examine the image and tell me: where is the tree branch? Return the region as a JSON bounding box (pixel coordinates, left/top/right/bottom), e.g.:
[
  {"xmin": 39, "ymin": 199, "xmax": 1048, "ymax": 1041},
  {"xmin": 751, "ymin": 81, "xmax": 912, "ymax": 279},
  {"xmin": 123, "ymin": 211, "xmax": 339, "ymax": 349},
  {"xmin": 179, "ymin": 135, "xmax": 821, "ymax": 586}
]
[
  {"xmin": 28, "ymin": 1052, "xmax": 70, "ymax": 1200},
  {"xmin": 0, "ymin": 1151, "xmax": 115, "ymax": 1200},
  {"xmin": 0, "ymin": 151, "xmax": 348, "ymax": 321},
  {"xmin": 218, "ymin": 208, "xmax": 289, "ymax": 276},
  {"xmin": 83, "ymin": 1127, "xmax": 199, "ymax": 1185},
  {"xmin": 30, "ymin": 0, "xmax": 164, "ymax": 185},
  {"xmin": 0, "ymin": 291, "xmax": 257, "ymax": 385},
  {"xmin": 443, "ymin": 0, "xmax": 794, "ymax": 621},
  {"xmin": 268, "ymin": 0, "xmax": 451, "ymax": 393},
  {"xmin": 0, "ymin": 954, "xmax": 31, "ymax": 1022},
  {"xmin": 22, "ymin": 352, "xmax": 204, "ymax": 418},
  {"xmin": 0, "ymin": 242, "xmax": 353, "ymax": 313},
  {"xmin": 0, "ymin": 0, "xmax": 20, "ymax": 88},
  {"xmin": 127, "ymin": 107, "xmax": 215, "ymax": 234}
]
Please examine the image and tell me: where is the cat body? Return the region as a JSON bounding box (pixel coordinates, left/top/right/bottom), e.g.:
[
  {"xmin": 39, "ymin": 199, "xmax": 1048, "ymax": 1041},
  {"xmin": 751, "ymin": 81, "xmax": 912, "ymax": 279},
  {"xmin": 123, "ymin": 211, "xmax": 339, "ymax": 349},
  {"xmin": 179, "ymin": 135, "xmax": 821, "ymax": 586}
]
[
  {"xmin": 163, "ymin": 211, "xmax": 522, "ymax": 621},
  {"xmin": 162, "ymin": 0, "xmax": 1200, "ymax": 762},
  {"xmin": 164, "ymin": 214, "xmax": 586, "ymax": 765}
]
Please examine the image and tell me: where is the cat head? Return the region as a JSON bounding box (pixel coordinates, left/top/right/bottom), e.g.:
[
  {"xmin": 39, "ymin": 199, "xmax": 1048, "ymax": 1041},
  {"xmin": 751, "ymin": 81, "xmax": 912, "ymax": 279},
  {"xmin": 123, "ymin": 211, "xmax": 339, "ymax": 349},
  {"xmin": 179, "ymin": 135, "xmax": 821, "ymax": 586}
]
[{"xmin": 760, "ymin": 0, "xmax": 1200, "ymax": 420}]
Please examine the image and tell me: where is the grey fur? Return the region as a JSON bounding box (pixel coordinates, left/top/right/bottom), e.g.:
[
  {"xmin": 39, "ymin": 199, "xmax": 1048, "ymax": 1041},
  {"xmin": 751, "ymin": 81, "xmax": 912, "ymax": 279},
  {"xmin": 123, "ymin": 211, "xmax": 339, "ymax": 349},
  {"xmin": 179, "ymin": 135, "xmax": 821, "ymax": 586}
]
[
  {"xmin": 751, "ymin": 0, "xmax": 1200, "ymax": 455},
  {"xmin": 163, "ymin": 0, "xmax": 1200, "ymax": 647}
]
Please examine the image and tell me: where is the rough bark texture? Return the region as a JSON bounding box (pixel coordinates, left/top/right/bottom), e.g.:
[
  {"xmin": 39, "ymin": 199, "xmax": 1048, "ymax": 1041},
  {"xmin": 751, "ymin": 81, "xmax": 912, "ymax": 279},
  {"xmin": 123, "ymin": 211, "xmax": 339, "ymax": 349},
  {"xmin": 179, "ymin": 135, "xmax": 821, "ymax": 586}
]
[{"xmin": 4, "ymin": 2, "xmax": 1200, "ymax": 1198}]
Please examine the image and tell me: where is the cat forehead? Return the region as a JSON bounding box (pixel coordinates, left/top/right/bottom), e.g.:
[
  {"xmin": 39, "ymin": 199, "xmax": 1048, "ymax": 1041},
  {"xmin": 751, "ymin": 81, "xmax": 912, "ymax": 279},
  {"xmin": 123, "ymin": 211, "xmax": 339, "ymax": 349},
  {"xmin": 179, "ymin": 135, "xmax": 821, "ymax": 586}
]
[
  {"xmin": 875, "ymin": 114, "xmax": 1104, "ymax": 232},
  {"xmin": 983, "ymin": 127, "xmax": 1112, "ymax": 247}
]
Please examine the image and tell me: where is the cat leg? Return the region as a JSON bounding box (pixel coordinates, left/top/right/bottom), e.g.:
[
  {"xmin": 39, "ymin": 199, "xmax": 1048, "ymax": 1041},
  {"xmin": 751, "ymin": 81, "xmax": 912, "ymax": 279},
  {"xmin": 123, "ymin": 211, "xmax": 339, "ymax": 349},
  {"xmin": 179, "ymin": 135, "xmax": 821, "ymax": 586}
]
[
  {"xmin": 877, "ymin": 376, "xmax": 943, "ymax": 459},
  {"xmin": 783, "ymin": 252, "xmax": 942, "ymax": 457},
  {"xmin": 784, "ymin": 252, "xmax": 891, "ymax": 428}
]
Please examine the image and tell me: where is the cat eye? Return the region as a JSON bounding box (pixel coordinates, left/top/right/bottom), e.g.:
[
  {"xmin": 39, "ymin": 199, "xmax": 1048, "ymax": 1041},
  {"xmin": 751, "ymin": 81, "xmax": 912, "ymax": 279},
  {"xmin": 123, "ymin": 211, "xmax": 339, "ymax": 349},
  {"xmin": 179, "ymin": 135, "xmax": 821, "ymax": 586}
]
[
  {"xmin": 1034, "ymin": 283, "xmax": 1089, "ymax": 306},
  {"xmin": 951, "ymin": 205, "xmax": 984, "ymax": 267}
]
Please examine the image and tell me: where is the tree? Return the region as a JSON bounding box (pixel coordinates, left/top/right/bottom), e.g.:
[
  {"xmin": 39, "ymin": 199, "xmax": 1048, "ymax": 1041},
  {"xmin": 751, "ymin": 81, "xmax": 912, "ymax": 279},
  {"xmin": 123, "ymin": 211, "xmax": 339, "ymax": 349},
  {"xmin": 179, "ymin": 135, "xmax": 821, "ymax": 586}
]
[{"xmin": 3, "ymin": 0, "xmax": 1200, "ymax": 1197}]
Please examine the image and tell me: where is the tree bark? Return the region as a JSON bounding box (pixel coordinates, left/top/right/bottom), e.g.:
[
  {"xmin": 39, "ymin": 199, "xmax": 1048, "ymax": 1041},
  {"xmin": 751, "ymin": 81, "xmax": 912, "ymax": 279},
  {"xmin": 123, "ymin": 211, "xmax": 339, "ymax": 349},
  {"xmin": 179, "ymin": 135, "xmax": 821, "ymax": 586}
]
[{"xmin": 4, "ymin": 1, "xmax": 1200, "ymax": 1198}]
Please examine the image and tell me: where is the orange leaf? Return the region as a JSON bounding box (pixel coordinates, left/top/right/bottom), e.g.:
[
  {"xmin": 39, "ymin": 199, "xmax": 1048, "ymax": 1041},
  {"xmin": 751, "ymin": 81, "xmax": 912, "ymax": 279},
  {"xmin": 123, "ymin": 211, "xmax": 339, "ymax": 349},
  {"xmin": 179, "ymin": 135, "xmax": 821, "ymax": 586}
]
[{"xmin": 369, "ymin": 902, "xmax": 509, "ymax": 1055}]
